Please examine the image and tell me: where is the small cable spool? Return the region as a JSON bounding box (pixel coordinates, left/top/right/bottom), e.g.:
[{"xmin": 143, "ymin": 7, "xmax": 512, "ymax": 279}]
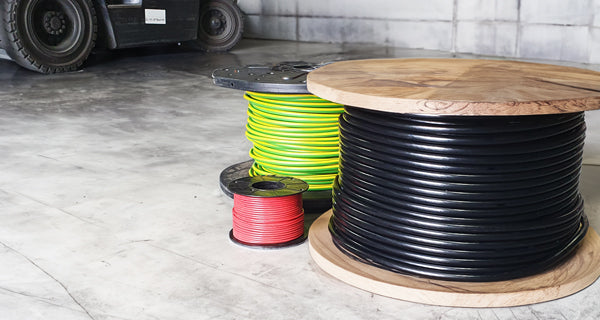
[
  {"xmin": 228, "ymin": 175, "xmax": 309, "ymax": 248},
  {"xmin": 306, "ymin": 58, "xmax": 600, "ymax": 307},
  {"xmin": 213, "ymin": 62, "xmax": 343, "ymax": 213}
]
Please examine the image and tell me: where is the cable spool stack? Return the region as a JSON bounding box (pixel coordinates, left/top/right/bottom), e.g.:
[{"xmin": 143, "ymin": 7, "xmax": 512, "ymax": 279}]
[
  {"xmin": 213, "ymin": 62, "xmax": 343, "ymax": 213},
  {"xmin": 306, "ymin": 58, "xmax": 600, "ymax": 307}
]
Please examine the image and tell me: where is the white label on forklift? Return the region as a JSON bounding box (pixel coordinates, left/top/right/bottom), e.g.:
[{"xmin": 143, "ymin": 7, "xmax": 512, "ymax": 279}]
[{"xmin": 145, "ymin": 9, "xmax": 166, "ymax": 24}]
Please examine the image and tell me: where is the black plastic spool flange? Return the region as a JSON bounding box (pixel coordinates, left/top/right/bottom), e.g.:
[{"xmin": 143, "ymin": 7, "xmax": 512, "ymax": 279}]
[
  {"xmin": 219, "ymin": 160, "xmax": 333, "ymax": 214},
  {"xmin": 212, "ymin": 61, "xmax": 325, "ymax": 93}
]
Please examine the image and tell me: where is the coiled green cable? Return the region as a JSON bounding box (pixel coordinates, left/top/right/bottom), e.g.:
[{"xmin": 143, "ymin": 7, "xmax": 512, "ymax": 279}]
[{"xmin": 244, "ymin": 91, "xmax": 344, "ymax": 191}]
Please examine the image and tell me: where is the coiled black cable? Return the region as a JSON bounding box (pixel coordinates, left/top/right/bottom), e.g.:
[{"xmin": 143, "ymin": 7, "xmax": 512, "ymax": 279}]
[{"xmin": 329, "ymin": 106, "xmax": 589, "ymax": 282}]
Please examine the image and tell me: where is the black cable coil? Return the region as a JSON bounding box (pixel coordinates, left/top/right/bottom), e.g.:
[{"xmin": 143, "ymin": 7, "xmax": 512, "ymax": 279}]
[{"xmin": 330, "ymin": 106, "xmax": 589, "ymax": 282}]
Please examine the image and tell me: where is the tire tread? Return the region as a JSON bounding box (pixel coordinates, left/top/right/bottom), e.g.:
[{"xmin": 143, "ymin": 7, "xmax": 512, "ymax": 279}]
[
  {"xmin": 188, "ymin": 0, "xmax": 244, "ymax": 52},
  {"xmin": 0, "ymin": 0, "xmax": 97, "ymax": 73}
]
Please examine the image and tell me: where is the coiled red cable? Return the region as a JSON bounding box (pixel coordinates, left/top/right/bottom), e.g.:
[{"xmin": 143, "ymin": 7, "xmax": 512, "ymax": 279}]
[{"xmin": 232, "ymin": 194, "xmax": 305, "ymax": 244}]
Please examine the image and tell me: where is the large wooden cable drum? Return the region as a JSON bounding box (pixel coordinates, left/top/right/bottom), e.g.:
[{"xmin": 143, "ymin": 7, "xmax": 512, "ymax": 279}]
[{"xmin": 306, "ymin": 58, "xmax": 600, "ymax": 307}]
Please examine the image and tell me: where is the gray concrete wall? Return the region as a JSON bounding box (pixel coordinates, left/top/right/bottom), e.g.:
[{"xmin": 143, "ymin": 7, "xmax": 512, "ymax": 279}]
[{"xmin": 238, "ymin": 0, "xmax": 600, "ymax": 64}]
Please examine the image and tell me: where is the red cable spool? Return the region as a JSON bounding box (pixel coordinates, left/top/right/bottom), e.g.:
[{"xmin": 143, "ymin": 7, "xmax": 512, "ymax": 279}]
[{"xmin": 228, "ymin": 176, "xmax": 309, "ymax": 248}]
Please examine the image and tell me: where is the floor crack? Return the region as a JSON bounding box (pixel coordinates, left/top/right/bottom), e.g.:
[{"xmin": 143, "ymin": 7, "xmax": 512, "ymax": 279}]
[
  {"xmin": 0, "ymin": 285, "xmax": 53, "ymax": 302},
  {"xmin": 0, "ymin": 286, "xmax": 89, "ymax": 314},
  {"xmin": 10, "ymin": 190, "xmax": 102, "ymax": 227},
  {"xmin": 0, "ymin": 241, "xmax": 96, "ymax": 320}
]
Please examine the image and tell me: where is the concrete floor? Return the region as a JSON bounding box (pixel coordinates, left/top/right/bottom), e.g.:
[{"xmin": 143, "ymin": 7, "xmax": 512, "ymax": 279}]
[{"xmin": 1, "ymin": 39, "xmax": 600, "ymax": 320}]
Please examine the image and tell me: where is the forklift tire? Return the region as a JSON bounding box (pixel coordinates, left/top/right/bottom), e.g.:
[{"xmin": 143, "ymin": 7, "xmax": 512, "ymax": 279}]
[
  {"xmin": 189, "ymin": 0, "xmax": 243, "ymax": 52},
  {"xmin": 0, "ymin": 0, "xmax": 97, "ymax": 73}
]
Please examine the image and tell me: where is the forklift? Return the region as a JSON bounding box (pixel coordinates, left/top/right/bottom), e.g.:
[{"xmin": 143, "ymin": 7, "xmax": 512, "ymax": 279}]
[{"xmin": 0, "ymin": 0, "xmax": 244, "ymax": 73}]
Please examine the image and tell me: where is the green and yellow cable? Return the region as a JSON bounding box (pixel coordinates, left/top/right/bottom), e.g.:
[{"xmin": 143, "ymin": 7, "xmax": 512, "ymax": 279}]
[{"xmin": 244, "ymin": 91, "xmax": 344, "ymax": 191}]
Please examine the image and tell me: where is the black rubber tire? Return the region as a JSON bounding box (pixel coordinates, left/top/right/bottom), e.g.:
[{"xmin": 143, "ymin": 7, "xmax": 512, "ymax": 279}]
[
  {"xmin": 189, "ymin": 0, "xmax": 243, "ymax": 52},
  {"xmin": 0, "ymin": 0, "xmax": 96, "ymax": 73}
]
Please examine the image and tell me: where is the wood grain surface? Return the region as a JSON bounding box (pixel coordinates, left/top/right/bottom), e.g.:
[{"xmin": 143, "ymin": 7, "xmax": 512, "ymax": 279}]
[
  {"xmin": 307, "ymin": 59, "xmax": 600, "ymax": 115},
  {"xmin": 308, "ymin": 210, "xmax": 600, "ymax": 307}
]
